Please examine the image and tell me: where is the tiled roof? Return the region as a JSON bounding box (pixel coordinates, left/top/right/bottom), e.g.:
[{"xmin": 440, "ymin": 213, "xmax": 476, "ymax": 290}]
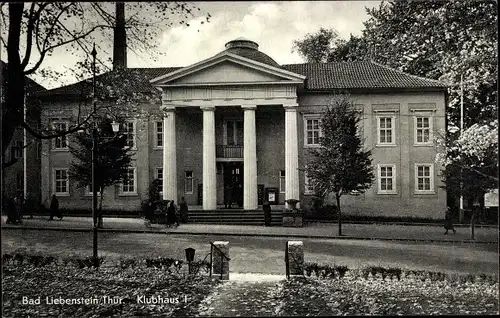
[
  {"xmin": 281, "ymin": 61, "xmax": 447, "ymax": 90},
  {"xmin": 38, "ymin": 60, "xmax": 446, "ymax": 98},
  {"xmin": 36, "ymin": 67, "xmax": 180, "ymax": 97}
]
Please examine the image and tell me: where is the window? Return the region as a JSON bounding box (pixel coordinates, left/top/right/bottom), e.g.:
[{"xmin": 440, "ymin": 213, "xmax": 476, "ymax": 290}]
[
  {"xmin": 53, "ymin": 122, "xmax": 68, "ymax": 149},
  {"xmin": 415, "ymin": 164, "xmax": 434, "ymax": 193},
  {"xmin": 12, "ymin": 141, "xmax": 23, "ymax": 160},
  {"xmin": 185, "ymin": 171, "xmax": 193, "ymax": 194},
  {"xmin": 54, "ymin": 169, "xmax": 69, "ymax": 195},
  {"xmin": 121, "ymin": 168, "xmax": 137, "ymax": 194},
  {"xmin": 414, "ymin": 116, "xmax": 433, "ymax": 145},
  {"xmin": 304, "ymin": 173, "xmax": 314, "ymax": 194},
  {"xmin": 377, "ymin": 116, "xmax": 396, "ymax": 145},
  {"xmin": 36, "ymin": 141, "xmax": 42, "ymax": 159},
  {"xmin": 121, "ymin": 121, "xmax": 136, "ymax": 149},
  {"xmin": 304, "ymin": 117, "xmax": 321, "ymax": 146},
  {"xmin": 377, "ymin": 164, "xmax": 396, "ymax": 194},
  {"xmin": 156, "ymin": 167, "xmax": 163, "ymax": 193},
  {"xmin": 155, "ymin": 121, "xmax": 163, "ymax": 148},
  {"xmin": 279, "ymin": 170, "xmax": 286, "ymax": 193},
  {"xmin": 224, "ymin": 120, "xmax": 243, "ymax": 145}
]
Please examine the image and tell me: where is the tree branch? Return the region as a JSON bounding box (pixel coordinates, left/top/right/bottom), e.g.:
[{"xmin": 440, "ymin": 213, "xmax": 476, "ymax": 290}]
[
  {"xmin": 21, "ymin": 2, "xmax": 49, "ymax": 68},
  {"xmin": 459, "ymin": 164, "xmax": 499, "ymax": 183},
  {"xmin": 40, "ymin": 2, "xmax": 75, "ymax": 54},
  {"xmin": 25, "ymin": 23, "xmax": 109, "ymax": 75}
]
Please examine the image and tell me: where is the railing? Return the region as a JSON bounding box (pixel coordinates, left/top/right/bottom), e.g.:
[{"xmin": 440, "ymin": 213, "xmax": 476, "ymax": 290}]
[
  {"xmin": 209, "ymin": 241, "xmax": 231, "ymax": 279},
  {"xmin": 216, "ymin": 145, "xmax": 243, "ymax": 158}
]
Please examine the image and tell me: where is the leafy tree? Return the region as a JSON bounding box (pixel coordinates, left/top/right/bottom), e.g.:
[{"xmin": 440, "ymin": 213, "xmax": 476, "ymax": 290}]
[
  {"xmin": 69, "ymin": 117, "xmax": 132, "ymax": 228},
  {"xmin": 292, "ymin": 1, "xmax": 498, "ymax": 130},
  {"xmin": 1, "ymin": 2, "xmax": 210, "ymax": 167},
  {"xmin": 435, "ymin": 120, "xmax": 498, "ymax": 238},
  {"xmin": 306, "ymin": 95, "xmax": 375, "ymax": 235},
  {"xmin": 292, "ymin": 27, "xmax": 342, "ymax": 63}
]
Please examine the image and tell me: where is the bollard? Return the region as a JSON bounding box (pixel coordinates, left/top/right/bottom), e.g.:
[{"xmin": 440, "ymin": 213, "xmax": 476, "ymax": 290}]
[
  {"xmin": 287, "ymin": 241, "xmax": 304, "ymax": 276},
  {"xmin": 212, "ymin": 241, "xmax": 230, "ymax": 280}
]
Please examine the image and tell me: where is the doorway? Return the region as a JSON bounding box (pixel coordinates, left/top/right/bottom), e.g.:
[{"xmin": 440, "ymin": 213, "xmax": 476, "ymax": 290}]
[{"xmin": 223, "ymin": 162, "xmax": 243, "ymax": 208}]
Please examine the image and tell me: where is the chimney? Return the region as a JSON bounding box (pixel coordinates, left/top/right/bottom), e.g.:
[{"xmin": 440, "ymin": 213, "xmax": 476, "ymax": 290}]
[{"xmin": 113, "ymin": 2, "xmax": 127, "ymax": 70}]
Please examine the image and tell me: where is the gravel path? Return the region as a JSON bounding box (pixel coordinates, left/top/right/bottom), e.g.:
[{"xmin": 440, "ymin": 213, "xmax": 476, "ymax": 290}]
[{"xmin": 197, "ymin": 274, "xmax": 285, "ymax": 317}]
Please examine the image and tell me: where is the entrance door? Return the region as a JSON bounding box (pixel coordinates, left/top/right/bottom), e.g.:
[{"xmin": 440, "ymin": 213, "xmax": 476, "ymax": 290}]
[{"xmin": 223, "ymin": 162, "xmax": 243, "ymax": 208}]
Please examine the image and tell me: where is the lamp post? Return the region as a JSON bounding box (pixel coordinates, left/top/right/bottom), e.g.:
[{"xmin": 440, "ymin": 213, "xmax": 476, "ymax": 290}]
[
  {"xmin": 91, "ymin": 44, "xmax": 98, "ymax": 266},
  {"xmin": 334, "ymin": 180, "xmax": 342, "ymax": 236}
]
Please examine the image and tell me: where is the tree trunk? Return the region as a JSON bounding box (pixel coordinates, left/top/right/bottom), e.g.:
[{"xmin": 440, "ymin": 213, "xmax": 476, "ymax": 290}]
[
  {"xmin": 98, "ymin": 187, "xmax": 104, "ymax": 228},
  {"xmin": 336, "ymin": 193, "xmax": 342, "ymax": 236},
  {"xmin": 3, "ymin": 3, "xmax": 26, "ymax": 159}
]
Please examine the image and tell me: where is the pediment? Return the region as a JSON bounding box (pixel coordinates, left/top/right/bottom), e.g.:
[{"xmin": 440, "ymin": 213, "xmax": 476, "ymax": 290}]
[
  {"xmin": 150, "ymin": 52, "xmax": 305, "ymax": 87},
  {"xmin": 170, "ymin": 61, "xmax": 284, "ymax": 85}
]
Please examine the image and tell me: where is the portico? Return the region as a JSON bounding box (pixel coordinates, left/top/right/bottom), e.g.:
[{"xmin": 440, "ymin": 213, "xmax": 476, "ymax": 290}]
[
  {"xmin": 159, "ymin": 101, "xmax": 300, "ymax": 211},
  {"xmin": 151, "ymin": 38, "xmax": 305, "ymax": 210}
]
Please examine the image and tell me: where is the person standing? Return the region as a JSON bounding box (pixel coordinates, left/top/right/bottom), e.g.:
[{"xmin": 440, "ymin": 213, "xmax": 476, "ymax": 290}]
[
  {"xmin": 49, "ymin": 194, "xmax": 62, "ymax": 221},
  {"xmin": 166, "ymin": 200, "xmax": 179, "ymax": 228},
  {"xmin": 224, "ymin": 184, "xmax": 232, "ymax": 209},
  {"xmin": 263, "ymin": 201, "xmax": 272, "ymax": 226},
  {"xmin": 13, "ymin": 196, "xmax": 23, "ymax": 224},
  {"xmin": 5, "ymin": 197, "xmax": 20, "ymax": 225},
  {"xmin": 144, "ymin": 201, "xmax": 153, "ymax": 228},
  {"xmin": 444, "ymin": 206, "xmax": 456, "ymax": 235},
  {"xmin": 179, "ymin": 197, "xmax": 189, "ymax": 223}
]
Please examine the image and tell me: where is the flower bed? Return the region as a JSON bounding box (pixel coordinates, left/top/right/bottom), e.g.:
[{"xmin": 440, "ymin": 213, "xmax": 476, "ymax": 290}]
[
  {"xmin": 2, "ymin": 255, "xmax": 219, "ymax": 317},
  {"xmin": 278, "ymin": 264, "xmax": 499, "ymax": 316}
]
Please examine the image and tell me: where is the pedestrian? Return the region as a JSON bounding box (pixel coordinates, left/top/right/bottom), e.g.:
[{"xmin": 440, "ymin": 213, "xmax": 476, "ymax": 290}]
[
  {"xmin": 263, "ymin": 201, "xmax": 272, "ymax": 226},
  {"xmin": 179, "ymin": 196, "xmax": 189, "ymax": 223},
  {"xmin": 224, "ymin": 184, "xmax": 232, "ymax": 209},
  {"xmin": 49, "ymin": 194, "xmax": 62, "ymax": 221},
  {"xmin": 444, "ymin": 206, "xmax": 456, "ymax": 235},
  {"xmin": 13, "ymin": 196, "xmax": 23, "ymax": 224},
  {"xmin": 166, "ymin": 200, "xmax": 179, "ymax": 228},
  {"xmin": 5, "ymin": 197, "xmax": 20, "ymax": 225},
  {"xmin": 144, "ymin": 201, "xmax": 153, "ymax": 228}
]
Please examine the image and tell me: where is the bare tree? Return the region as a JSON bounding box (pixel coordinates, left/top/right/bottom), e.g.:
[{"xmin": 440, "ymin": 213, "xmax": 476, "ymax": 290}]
[{"xmin": 1, "ymin": 2, "xmax": 210, "ymax": 167}]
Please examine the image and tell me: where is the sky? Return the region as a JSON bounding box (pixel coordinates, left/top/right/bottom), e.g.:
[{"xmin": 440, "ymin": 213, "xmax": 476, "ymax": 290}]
[{"xmin": 20, "ymin": 1, "xmax": 380, "ymax": 89}]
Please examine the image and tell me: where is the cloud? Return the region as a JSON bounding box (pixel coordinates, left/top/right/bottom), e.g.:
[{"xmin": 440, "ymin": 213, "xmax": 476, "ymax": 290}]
[
  {"xmin": 25, "ymin": 1, "xmax": 377, "ymax": 88},
  {"xmin": 150, "ymin": 1, "xmax": 376, "ymax": 68}
]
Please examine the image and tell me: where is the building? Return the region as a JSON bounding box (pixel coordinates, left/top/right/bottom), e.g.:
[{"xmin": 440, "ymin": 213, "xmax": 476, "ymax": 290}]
[
  {"xmin": 1, "ymin": 61, "xmax": 45, "ymax": 205},
  {"xmin": 37, "ymin": 38, "xmax": 448, "ymax": 219}
]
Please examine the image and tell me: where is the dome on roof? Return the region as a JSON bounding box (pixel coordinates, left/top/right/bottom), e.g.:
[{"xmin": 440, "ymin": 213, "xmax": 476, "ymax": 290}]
[{"xmin": 221, "ymin": 38, "xmax": 280, "ymax": 68}]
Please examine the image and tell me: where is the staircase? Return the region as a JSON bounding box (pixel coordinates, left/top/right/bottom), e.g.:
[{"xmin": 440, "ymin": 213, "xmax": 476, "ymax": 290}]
[{"xmin": 187, "ymin": 209, "xmax": 283, "ymax": 226}]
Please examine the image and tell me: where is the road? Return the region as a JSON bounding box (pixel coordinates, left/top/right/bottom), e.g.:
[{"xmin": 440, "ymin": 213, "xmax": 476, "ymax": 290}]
[{"xmin": 2, "ymin": 229, "xmax": 498, "ymax": 276}]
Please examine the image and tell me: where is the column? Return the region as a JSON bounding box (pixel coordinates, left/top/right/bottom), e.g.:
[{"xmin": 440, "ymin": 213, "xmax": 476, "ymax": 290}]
[
  {"xmin": 284, "ymin": 105, "xmax": 300, "ymax": 208},
  {"xmin": 202, "ymin": 106, "xmax": 217, "ymax": 210},
  {"xmin": 242, "ymin": 105, "xmax": 258, "ymax": 210},
  {"xmin": 162, "ymin": 106, "xmax": 177, "ymax": 201}
]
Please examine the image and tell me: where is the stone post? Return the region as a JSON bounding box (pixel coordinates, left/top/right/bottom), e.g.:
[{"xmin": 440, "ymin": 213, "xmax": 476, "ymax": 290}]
[
  {"xmin": 212, "ymin": 241, "xmax": 229, "ymax": 280},
  {"xmin": 287, "ymin": 241, "xmax": 304, "ymax": 276}
]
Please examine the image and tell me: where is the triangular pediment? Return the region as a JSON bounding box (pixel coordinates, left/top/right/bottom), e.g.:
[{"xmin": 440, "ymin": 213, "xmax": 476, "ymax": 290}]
[{"xmin": 150, "ymin": 52, "xmax": 306, "ymax": 87}]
